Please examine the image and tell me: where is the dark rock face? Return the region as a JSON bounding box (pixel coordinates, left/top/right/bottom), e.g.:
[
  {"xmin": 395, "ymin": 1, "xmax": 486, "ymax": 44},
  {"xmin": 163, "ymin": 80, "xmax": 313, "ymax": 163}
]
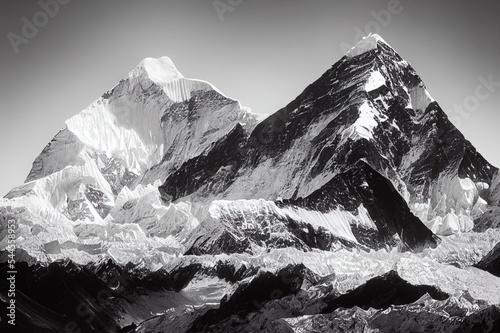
[
  {"xmin": 1, "ymin": 260, "xmax": 121, "ymax": 333},
  {"xmin": 99, "ymin": 155, "xmax": 139, "ymax": 196},
  {"xmin": 159, "ymin": 123, "xmax": 248, "ymax": 202},
  {"xmin": 474, "ymin": 171, "xmax": 500, "ymax": 232},
  {"xmin": 280, "ymin": 161, "xmax": 440, "ymax": 251},
  {"xmin": 0, "ymin": 259, "xmax": 202, "ymax": 333},
  {"xmin": 210, "ymin": 260, "xmax": 257, "ymax": 283},
  {"xmin": 185, "ymin": 228, "xmax": 254, "ymax": 256},
  {"xmin": 455, "ymin": 306, "xmax": 500, "ymax": 333},
  {"xmin": 322, "ymin": 270, "xmax": 448, "ymax": 314},
  {"xmin": 366, "ymin": 302, "xmax": 500, "ymax": 333},
  {"xmin": 475, "ymin": 242, "xmax": 500, "ymax": 277},
  {"xmin": 160, "ymin": 89, "xmax": 237, "ymax": 125},
  {"xmin": 187, "ymin": 264, "xmax": 315, "ymax": 333}
]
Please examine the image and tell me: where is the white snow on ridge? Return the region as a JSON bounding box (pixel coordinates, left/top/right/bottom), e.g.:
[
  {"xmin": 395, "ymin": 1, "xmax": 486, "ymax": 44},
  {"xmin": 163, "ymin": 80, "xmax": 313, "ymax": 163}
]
[
  {"xmin": 279, "ymin": 206, "xmax": 359, "ymax": 244},
  {"xmin": 279, "ymin": 204, "xmax": 380, "ymax": 243},
  {"xmin": 340, "ymin": 101, "xmax": 380, "ymax": 144},
  {"xmin": 346, "ymin": 34, "xmax": 388, "ymax": 58},
  {"xmin": 356, "ymin": 204, "xmax": 378, "ymax": 230},
  {"xmin": 135, "ymin": 57, "xmax": 264, "ymax": 122}
]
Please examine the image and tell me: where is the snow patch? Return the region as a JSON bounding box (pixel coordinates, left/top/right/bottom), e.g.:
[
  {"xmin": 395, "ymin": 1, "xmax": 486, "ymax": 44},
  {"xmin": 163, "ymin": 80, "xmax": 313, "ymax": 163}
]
[
  {"xmin": 279, "ymin": 206, "xmax": 359, "ymax": 244},
  {"xmin": 408, "ymin": 84, "xmax": 434, "ymax": 114},
  {"xmin": 365, "ymin": 70, "xmax": 386, "ymax": 91},
  {"xmin": 340, "ymin": 101, "xmax": 380, "ymax": 144},
  {"xmin": 207, "ymin": 199, "xmax": 380, "ymax": 245},
  {"xmin": 422, "ymin": 176, "xmax": 485, "ymax": 235},
  {"xmin": 134, "ymin": 56, "xmax": 183, "ymax": 86}
]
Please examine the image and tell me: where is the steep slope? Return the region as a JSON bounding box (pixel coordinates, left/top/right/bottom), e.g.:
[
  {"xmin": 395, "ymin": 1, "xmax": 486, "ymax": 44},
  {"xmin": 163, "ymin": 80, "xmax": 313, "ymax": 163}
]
[
  {"xmin": 475, "ymin": 170, "xmax": 500, "ymax": 231},
  {"xmin": 321, "ymin": 270, "xmax": 448, "ymax": 314},
  {"xmin": 236, "ymin": 34, "xmax": 497, "ymax": 224},
  {"xmin": 476, "ymin": 241, "xmax": 500, "ymax": 277}
]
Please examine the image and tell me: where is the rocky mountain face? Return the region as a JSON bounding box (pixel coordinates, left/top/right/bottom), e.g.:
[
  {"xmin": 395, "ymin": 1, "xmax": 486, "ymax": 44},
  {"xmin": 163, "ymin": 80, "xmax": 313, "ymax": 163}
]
[{"xmin": 1, "ymin": 34, "xmax": 500, "ymax": 332}]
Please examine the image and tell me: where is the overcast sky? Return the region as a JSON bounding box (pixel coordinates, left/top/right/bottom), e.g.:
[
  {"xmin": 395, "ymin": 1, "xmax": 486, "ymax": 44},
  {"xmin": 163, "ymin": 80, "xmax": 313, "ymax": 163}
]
[{"xmin": 1, "ymin": 0, "xmax": 499, "ymax": 196}]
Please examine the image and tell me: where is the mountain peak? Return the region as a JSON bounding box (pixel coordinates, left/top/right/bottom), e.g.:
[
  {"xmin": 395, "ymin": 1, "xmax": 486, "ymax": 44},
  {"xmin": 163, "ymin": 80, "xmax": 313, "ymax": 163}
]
[
  {"xmin": 346, "ymin": 33, "xmax": 390, "ymax": 58},
  {"xmin": 132, "ymin": 56, "xmax": 184, "ymax": 86}
]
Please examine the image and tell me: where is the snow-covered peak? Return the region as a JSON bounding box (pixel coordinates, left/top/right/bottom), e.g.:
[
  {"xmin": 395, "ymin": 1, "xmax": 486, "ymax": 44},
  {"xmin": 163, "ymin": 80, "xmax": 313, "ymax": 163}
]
[
  {"xmin": 346, "ymin": 33, "xmax": 389, "ymax": 58},
  {"xmin": 131, "ymin": 56, "xmax": 184, "ymax": 86}
]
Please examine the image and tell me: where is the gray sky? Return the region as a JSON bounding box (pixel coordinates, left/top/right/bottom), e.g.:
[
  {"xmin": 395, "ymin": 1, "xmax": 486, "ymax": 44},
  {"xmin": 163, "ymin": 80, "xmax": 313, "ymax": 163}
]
[{"xmin": 1, "ymin": 0, "xmax": 499, "ymax": 196}]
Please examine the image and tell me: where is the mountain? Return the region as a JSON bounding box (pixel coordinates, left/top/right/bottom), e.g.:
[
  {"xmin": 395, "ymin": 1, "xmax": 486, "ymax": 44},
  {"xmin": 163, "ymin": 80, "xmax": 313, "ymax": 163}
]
[
  {"xmin": 161, "ymin": 33, "xmax": 496, "ymax": 253},
  {"xmin": 1, "ymin": 34, "xmax": 500, "ymax": 332},
  {"xmin": 1, "ymin": 56, "xmax": 263, "ymax": 265}
]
